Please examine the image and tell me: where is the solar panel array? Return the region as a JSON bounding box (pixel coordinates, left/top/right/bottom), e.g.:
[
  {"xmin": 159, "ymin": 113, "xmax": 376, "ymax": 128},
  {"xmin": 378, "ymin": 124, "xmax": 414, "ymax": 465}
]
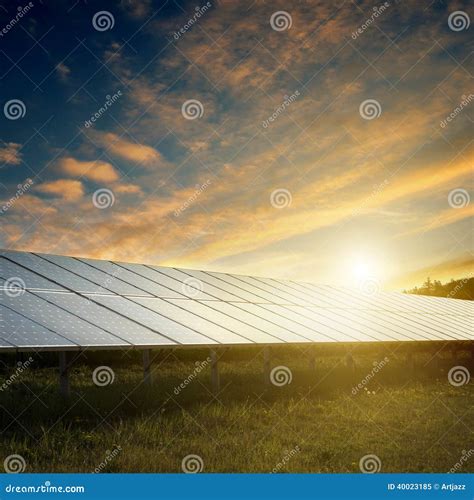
[{"xmin": 0, "ymin": 250, "xmax": 472, "ymax": 351}]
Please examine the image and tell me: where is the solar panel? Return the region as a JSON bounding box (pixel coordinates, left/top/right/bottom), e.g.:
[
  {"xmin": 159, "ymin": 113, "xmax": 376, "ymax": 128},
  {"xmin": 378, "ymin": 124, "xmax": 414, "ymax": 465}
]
[
  {"xmin": 118, "ymin": 262, "xmax": 215, "ymax": 300},
  {"xmin": 149, "ymin": 265, "xmax": 246, "ymax": 302},
  {"xmin": 38, "ymin": 291, "xmax": 176, "ymax": 347},
  {"xmin": 168, "ymin": 298, "xmax": 282, "ymax": 344},
  {"xmin": 0, "ymin": 304, "xmax": 77, "ymax": 349},
  {"xmin": 0, "ymin": 288, "xmax": 130, "ymax": 348},
  {"xmin": 197, "ymin": 300, "xmax": 311, "ymax": 343},
  {"xmin": 185, "ymin": 270, "xmax": 271, "ymax": 303},
  {"xmin": 38, "ymin": 253, "xmax": 152, "ymax": 297},
  {"xmin": 132, "ymin": 297, "xmax": 254, "ymax": 344},
  {"xmin": 0, "ymin": 256, "xmax": 64, "ymax": 292},
  {"xmin": 0, "ymin": 249, "xmax": 472, "ymax": 351},
  {"xmin": 90, "ymin": 295, "xmax": 216, "ymax": 345},
  {"xmin": 2, "ymin": 251, "xmax": 111, "ymax": 295},
  {"xmin": 79, "ymin": 258, "xmax": 185, "ymax": 299}
]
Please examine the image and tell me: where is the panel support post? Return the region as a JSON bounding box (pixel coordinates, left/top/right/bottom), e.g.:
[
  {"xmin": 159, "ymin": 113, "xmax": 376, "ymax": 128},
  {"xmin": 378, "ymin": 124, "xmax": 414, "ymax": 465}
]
[
  {"xmin": 210, "ymin": 349, "xmax": 220, "ymax": 394},
  {"xmin": 143, "ymin": 349, "xmax": 152, "ymax": 386},
  {"xmin": 59, "ymin": 351, "xmax": 70, "ymax": 398},
  {"xmin": 263, "ymin": 346, "xmax": 271, "ymax": 386}
]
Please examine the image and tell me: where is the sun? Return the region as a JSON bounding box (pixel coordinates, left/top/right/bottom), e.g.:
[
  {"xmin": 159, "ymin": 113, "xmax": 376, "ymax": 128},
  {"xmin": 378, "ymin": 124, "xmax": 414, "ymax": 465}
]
[{"xmin": 349, "ymin": 254, "xmax": 382, "ymax": 284}]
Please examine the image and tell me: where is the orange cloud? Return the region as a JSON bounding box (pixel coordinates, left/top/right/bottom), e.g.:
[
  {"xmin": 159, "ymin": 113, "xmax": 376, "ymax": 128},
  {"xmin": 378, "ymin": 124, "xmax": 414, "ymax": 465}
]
[
  {"xmin": 98, "ymin": 132, "xmax": 162, "ymax": 165},
  {"xmin": 115, "ymin": 183, "xmax": 143, "ymax": 194},
  {"xmin": 59, "ymin": 157, "xmax": 119, "ymax": 183},
  {"xmin": 0, "ymin": 142, "xmax": 22, "ymax": 165},
  {"xmin": 35, "ymin": 179, "xmax": 84, "ymax": 201}
]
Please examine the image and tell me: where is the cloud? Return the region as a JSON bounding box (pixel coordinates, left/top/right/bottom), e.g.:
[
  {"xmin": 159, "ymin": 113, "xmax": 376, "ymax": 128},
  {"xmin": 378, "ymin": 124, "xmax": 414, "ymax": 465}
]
[
  {"xmin": 97, "ymin": 132, "xmax": 162, "ymax": 166},
  {"xmin": 115, "ymin": 183, "xmax": 142, "ymax": 194},
  {"xmin": 35, "ymin": 179, "xmax": 84, "ymax": 201},
  {"xmin": 59, "ymin": 157, "xmax": 120, "ymax": 183},
  {"xmin": 3, "ymin": 0, "xmax": 473, "ymax": 288},
  {"xmin": 0, "ymin": 142, "xmax": 22, "ymax": 165},
  {"xmin": 55, "ymin": 62, "xmax": 71, "ymax": 81},
  {"xmin": 120, "ymin": 0, "xmax": 152, "ymax": 19}
]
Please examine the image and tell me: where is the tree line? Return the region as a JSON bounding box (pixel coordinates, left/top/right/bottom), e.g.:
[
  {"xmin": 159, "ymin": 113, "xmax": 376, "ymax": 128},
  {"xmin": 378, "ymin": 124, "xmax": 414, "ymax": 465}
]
[{"xmin": 405, "ymin": 276, "xmax": 473, "ymax": 300}]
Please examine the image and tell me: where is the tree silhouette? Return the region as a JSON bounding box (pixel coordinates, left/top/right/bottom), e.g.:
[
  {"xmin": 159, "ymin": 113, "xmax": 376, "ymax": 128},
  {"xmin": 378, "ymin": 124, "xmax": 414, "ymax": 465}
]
[{"xmin": 406, "ymin": 277, "xmax": 473, "ymax": 300}]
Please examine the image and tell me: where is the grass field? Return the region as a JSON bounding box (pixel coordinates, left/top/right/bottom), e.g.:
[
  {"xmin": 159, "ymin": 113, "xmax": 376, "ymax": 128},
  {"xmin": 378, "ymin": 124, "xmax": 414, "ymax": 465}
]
[{"xmin": 0, "ymin": 345, "xmax": 473, "ymax": 473}]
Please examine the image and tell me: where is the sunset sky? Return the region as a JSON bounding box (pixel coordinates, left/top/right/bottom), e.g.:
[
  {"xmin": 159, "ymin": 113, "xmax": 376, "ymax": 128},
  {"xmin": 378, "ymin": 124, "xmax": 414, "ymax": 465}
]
[{"xmin": 0, "ymin": 0, "xmax": 472, "ymax": 291}]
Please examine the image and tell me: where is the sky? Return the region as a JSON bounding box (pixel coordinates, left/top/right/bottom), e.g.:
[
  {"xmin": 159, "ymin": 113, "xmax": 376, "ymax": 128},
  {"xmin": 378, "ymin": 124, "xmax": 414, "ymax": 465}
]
[{"xmin": 0, "ymin": 0, "xmax": 472, "ymax": 291}]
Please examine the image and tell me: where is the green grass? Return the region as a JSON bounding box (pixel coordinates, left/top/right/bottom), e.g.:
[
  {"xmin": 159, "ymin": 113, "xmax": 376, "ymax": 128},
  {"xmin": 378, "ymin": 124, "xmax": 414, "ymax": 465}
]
[{"xmin": 0, "ymin": 346, "xmax": 473, "ymax": 473}]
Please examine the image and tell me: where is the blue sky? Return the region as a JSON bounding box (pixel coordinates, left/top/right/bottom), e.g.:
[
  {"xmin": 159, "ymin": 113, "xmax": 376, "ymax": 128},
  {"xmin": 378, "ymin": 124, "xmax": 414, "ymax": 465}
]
[{"xmin": 0, "ymin": 0, "xmax": 472, "ymax": 290}]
